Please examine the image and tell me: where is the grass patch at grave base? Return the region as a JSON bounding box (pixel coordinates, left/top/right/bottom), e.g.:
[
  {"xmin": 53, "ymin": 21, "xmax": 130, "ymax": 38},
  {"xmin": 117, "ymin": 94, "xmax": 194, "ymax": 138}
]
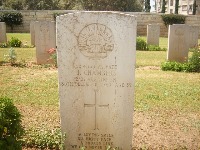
[
  {"xmin": 0, "ymin": 48, "xmax": 35, "ymax": 63},
  {"xmin": 0, "ymin": 66, "xmax": 58, "ymax": 106},
  {"xmin": 7, "ymin": 33, "xmax": 31, "ymax": 46},
  {"xmin": 136, "ymin": 51, "xmax": 166, "ymax": 67},
  {"xmin": 135, "ymin": 69, "xmax": 200, "ymax": 113}
]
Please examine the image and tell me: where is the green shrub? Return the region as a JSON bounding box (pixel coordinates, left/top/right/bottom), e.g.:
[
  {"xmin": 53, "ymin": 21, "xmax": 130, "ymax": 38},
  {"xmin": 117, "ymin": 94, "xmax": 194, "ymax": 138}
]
[
  {"xmin": 4, "ymin": 47, "xmax": 17, "ymax": 65},
  {"xmin": 0, "ymin": 12, "xmax": 23, "ymax": 30},
  {"xmin": 8, "ymin": 37, "xmax": 22, "ymax": 47},
  {"xmin": 0, "ymin": 97, "xmax": 24, "ymax": 150},
  {"xmin": 0, "ymin": 42, "xmax": 8, "ymax": 48},
  {"xmin": 136, "ymin": 37, "xmax": 147, "ymax": 50},
  {"xmin": 187, "ymin": 48, "xmax": 200, "ymax": 72},
  {"xmin": 161, "ymin": 61, "xmax": 186, "ymax": 72},
  {"xmin": 147, "ymin": 44, "xmax": 167, "ymax": 51},
  {"xmin": 22, "ymin": 128, "xmax": 66, "ymax": 150},
  {"xmin": 136, "ymin": 38, "xmax": 166, "ymax": 51},
  {"xmin": 161, "ymin": 14, "xmax": 186, "ymax": 27},
  {"xmin": 161, "ymin": 47, "xmax": 200, "ymax": 72}
]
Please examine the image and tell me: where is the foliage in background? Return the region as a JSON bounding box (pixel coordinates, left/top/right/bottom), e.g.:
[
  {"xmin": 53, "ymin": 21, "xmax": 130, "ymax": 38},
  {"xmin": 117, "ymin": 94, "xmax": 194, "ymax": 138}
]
[
  {"xmin": 193, "ymin": 0, "xmax": 197, "ymax": 15},
  {"xmin": 161, "ymin": 0, "xmax": 166, "ymax": 13},
  {"xmin": 161, "ymin": 47, "xmax": 200, "ymax": 72},
  {"xmin": 4, "ymin": 47, "xmax": 17, "ymax": 65},
  {"xmin": 187, "ymin": 47, "xmax": 200, "ymax": 72},
  {"xmin": 147, "ymin": 44, "xmax": 167, "ymax": 51},
  {"xmin": 161, "ymin": 14, "xmax": 186, "ymax": 27},
  {"xmin": 174, "ymin": 0, "xmax": 179, "ymax": 14},
  {"xmin": 136, "ymin": 37, "xmax": 166, "ymax": 51},
  {"xmin": 79, "ymin": 0, "xmax": 143, "ymax": 11},
  {"xmin": 8, "ymin": 37, "xmax": 22, "ymax": 47},
  {"xmin": 0, "ymin": 12, "xmax": 23, "ymax": 31},
  {"xmin": 24, "ymin": 0, "xmax": 61, "ymax": 10},
  {"xmin": 0, "ymin": 97, "xmax": 24, "ymax": 150},
  {"xmin": 22, "ymin": 128, "xmax": 65, "ymax": 150},
  {"xmin": 0, "ymin": 0, "xmax": 143, "ymax": 11},
  {"xmin": 144, "ymin": 0, "xmax": 151, "ymax": 12},
  {"xmin": 136, "ymin": 37, "xmax": 148, "ymax": 51},
  {"xmin": 1, "ymin": 0, "xmax": 24, "ymax": 10}
]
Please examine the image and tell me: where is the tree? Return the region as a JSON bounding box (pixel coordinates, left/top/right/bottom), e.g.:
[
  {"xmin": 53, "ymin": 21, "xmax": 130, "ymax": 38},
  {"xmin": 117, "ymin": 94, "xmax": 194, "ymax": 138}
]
[
  {"xmin": 174, "ymin": 0, "xmax": 179, "ymax": 14},
  {"xmin": 63, "ymin": 0, "xmax": 82, "ymax": 10},
  {"xmin": 144, "ymin": 0, "xmax": 151, "ymax": 12},
  {"xmin": 193, "ymin": 0, "xmax": 196, "ymax": 15},
  {"xmin": 77, "ymin": 0, "xmax": 143, "ymax": 11},
  {"xmin": 161, "ymin": 0, "xmax": 166, "ymax": 13},
  {"xmin": 0, "ymin": 0, "xmax": 24, "ymax": 10},
  {"xmin": 24, "ymin": 0, "xmax": 61, "ymax": 10}
]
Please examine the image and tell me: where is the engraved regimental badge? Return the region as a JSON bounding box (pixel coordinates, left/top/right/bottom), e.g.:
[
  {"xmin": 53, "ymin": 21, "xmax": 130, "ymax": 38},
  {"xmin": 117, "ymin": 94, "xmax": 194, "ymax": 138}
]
[{"xmin": 78, "ymin": 23, "xmax": 114, "ymax": 59}]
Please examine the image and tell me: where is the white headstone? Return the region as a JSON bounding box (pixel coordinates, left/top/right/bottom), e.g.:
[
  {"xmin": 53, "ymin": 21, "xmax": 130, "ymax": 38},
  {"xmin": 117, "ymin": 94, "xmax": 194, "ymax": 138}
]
[
  {"xmin": 0, "ymin": 22, "xmax": 7, "ymax": 43},
  {"xmin": 30, "ymin": 21, "xmax": 35, "ymax": 46},
  {"xmin": 35, "ymin": 21, "xmax": 56, "ymax": 64},
  {"xmin": 167, "ymin": 24, "xmax": 189, "ymax": 62},
  {"xmin": 147, "ymin": 24, "xmax": 160, "ymax": 45},
  {"xmin": 57, "ymin": 12, "xmax": 136, "ymax": 150},
  {"xmin": 189, "ymin": 26, "xmax": 199, "ymax": 48}
]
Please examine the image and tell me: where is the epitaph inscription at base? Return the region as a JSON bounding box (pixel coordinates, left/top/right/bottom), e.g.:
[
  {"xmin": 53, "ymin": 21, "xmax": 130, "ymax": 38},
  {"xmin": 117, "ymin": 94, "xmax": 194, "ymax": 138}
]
[{"xmin": 57, "ymin": 12, "xmax": 136, "ymax": 150}]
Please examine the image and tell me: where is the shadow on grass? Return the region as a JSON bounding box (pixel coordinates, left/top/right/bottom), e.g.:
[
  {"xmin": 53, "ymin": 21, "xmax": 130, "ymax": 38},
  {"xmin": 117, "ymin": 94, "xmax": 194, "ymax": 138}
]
[{"xmin": 0, "ymin": 61, "xmax": 26, "ymax": 68}]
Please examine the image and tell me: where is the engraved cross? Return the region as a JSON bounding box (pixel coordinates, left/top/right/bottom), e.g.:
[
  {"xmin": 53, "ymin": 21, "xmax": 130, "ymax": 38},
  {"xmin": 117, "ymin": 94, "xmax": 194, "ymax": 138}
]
[{"xmin": 84, "ymin": 89, "xmax": 109, "ymax": 130}]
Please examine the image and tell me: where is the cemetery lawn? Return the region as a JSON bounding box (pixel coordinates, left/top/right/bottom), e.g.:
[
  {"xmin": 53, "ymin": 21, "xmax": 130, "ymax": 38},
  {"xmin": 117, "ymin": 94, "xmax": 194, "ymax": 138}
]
[{"xmin": 0, "ymin": 34, "xmax": 200, "ymax": 149}]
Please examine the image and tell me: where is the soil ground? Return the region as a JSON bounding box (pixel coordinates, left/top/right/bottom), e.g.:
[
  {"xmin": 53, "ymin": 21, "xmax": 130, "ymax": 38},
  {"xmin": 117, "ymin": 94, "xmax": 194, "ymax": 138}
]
[{"xmin": 17, "ymin": 104, "xmax": 200, "ymax": 150}]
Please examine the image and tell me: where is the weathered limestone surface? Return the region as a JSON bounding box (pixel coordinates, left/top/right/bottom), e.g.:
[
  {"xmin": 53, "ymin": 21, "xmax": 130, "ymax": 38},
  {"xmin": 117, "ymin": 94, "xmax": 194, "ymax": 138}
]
[
  {"xmin": 35, "ymin": 21, "xmax": 56, "ymax": 64},
  {"xmin": 167, "ymin": 24, "xmax": 189, "ymax": 62},
  {"xmin": 147, "ymin": 24, "xmax": 160, "ymax": 45},
  {"xmin": 0, "ymin": 22, "xmax": 7, "ymax": 43},
  {"xmin": 30, "ymin": 21, "xmax": 35, "ymax": 46},
  {"xmin": 57, "ymin": 12, "xmax": 136, "ymax": 150},
  {"xmin": 189, "ymin": 26, "xmax": 199, "ymax": 48}
]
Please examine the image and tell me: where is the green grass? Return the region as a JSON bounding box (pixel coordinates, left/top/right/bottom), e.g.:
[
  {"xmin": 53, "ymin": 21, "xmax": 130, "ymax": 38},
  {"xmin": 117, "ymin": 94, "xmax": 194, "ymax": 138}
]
[
  {"xmin": 136, "ymin": 51, "xmax": 166, "ymax": 67},
  {"xmin": 138, "ymin": 36, "xmax": 168, "ymax": 48},
  {"xmin": 135, "ymin": 70, "xmax": 200, "ymax": 113},
  {"xmin": 0, "ymin": 48, "xmax": 35, "ymax": 62},
  {"xmin": 7, "ymin": 33, "xmax": 31, "ymax": 46},
  {"xmin": 0, "ymin": 66, "xmax": 58, "ymax": 106}
]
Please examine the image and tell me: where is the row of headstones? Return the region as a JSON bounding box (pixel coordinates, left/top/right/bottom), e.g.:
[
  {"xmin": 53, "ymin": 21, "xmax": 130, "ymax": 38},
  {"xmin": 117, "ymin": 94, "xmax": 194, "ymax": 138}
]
[
  {"xmin": 31, "ymin": 21, "xmax": 199, "ymax": 65},
  {"xmin": 30, "ymin": 21, "xmax": 56, "ymax": 64},
  {"xmin": 147, "ymin": 24, "xmax": 199, "ymax": 62},
  {"xmin": 0, "ymin": 22, "xmax": 7, "ymax": 43},
  {"xmin": 1, "ymin": 21, "xmax": 55, "ymax": 65}
]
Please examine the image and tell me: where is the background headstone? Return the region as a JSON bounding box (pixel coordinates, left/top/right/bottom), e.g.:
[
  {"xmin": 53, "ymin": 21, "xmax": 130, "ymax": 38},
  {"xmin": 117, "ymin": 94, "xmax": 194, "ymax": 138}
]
[
  {"xmin": 167, "ymin": 24, "xmax": 189, "ymax": 62},
  {"xmin": 147, "ymin": 24, "xmax": 160, "ymax": 45},
  {"xmin": 189, "ymin": 26, "xmax": 199, "ymax": 48},
  {"xmin": 30, "ymin": 21, "xmax": 35, "ymax": 46},
  {"xmin": 0, "ymin": 22, "xmax": 7, "ymax": 43},
  {"xmin": 35, "ymin": 21, "xmax": 56, "ymax": 64},
  {"xmin": 57, "ymin": 12, "xmax": 136, "ymax": 150}
]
